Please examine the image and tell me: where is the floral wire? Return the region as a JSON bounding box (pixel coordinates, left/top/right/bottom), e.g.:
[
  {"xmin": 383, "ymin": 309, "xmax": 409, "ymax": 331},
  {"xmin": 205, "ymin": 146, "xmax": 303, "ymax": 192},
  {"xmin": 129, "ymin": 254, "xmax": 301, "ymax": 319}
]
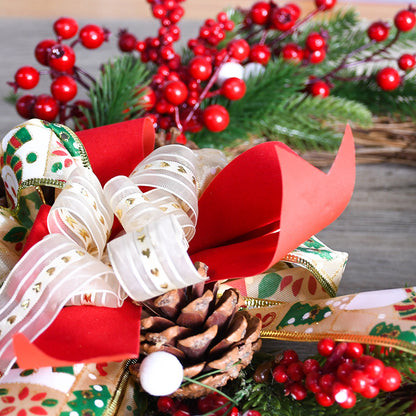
[
  {"xmin": 182, "ymin": 376, "xmax": 238, "ymax": 406},
  {"xmin": 180, "ymin": 361, "xmax": 243, "ymax": 387}
]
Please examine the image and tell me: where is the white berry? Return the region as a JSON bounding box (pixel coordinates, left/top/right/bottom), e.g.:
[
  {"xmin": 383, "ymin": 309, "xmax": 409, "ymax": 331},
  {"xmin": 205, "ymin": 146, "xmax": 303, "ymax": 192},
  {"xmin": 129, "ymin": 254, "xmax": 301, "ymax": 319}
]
[
  {"xmin": 139, "ymin": 351, "xmax": 184, "ymax": 396},
  {"xmin": 243, "ymin": 62, "xmax": 265, "ymax": 80},
  {"xmin": 216, "ymin": 62, "xmax": 244, "ymax": 85}
]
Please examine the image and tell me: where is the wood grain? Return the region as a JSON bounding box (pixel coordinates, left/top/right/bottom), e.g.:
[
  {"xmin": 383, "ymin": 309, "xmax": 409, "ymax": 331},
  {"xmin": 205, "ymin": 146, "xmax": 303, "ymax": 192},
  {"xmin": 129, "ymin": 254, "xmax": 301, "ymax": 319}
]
[{"xmin": 0, "ymin": 0, "xmax": 403, "ymax": 19}]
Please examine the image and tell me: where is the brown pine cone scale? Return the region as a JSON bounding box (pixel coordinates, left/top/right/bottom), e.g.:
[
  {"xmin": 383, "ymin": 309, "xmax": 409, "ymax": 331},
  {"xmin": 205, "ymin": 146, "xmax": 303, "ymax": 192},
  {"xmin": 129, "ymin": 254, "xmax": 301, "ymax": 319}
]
[{"xmin": 130, "ymin": 282, "xmax": 262, "ymax": 399}]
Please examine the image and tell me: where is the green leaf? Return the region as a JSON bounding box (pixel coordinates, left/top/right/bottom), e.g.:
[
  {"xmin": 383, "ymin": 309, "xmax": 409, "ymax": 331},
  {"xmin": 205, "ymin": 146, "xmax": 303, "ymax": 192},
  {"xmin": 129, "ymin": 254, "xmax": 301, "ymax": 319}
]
[
  {"xmin": 84, "ymin": 55, "xmax": 151, "ymax": 128},
  {"xmin": 0, "ymin": 388, "xmax": 8, "ymax": 395},
  {"xmin": 258, "ymin": 272, "xmax": 283, "ymax": 299},
  {"xmin": 3, "ymin": 226, "xmax": 27, "ymax": 243},
  {"xmin": 42, "ymin": 399, "xmax": 59, "ymax": 407}
]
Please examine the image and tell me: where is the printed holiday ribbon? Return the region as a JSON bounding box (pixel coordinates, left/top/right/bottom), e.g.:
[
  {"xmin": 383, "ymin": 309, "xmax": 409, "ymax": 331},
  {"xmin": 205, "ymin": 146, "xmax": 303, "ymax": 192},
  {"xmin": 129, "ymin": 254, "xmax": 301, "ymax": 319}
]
[{"xmin": 0, "ymin": 118, "xmax": 413, "ymax": 383}]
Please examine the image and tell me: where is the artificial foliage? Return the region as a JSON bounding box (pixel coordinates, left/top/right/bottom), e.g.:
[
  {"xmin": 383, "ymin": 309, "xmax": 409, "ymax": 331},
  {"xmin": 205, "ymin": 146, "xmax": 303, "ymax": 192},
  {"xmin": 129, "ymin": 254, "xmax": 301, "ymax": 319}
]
[
  {"xmin": 6, "ymin": 2, "xmax": 416, "ymax": 153},
  {"xmin": 134, "ymin": 346, "xmax": 416, "ymax": 416}
]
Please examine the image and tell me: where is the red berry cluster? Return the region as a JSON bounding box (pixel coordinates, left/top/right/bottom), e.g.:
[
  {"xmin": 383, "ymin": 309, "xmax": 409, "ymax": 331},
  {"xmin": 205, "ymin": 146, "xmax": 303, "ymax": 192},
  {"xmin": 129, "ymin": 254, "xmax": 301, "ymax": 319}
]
[
  {"xmin": 156, "ymin": 393, "xmax": 261, "ymax": 416},
  {"xmin": 271, "ymin": 339, "xmax": 402, "ymax": 409},
  {"xmin": 122, "ymin": 0, "xmax": 250, "ymax": 142},
  {"xmin": 371, "ymin": 8, "xmax": 416, "ymax": 91},
  {"xmin": 117, "ymin": 0, "xmax": 340, "ymax": 142},
  {"xmin": 9, "ymin": 17, "xmax": 109, "ymax": 124}
]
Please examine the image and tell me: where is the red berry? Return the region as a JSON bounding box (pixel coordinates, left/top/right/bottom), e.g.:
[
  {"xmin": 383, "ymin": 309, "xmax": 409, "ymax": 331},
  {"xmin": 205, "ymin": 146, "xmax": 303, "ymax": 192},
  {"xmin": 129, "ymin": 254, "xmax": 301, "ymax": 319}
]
[
  {"xmin": 305, "ymin": 48, "xmax": 326, "ymax": 64},
  {"xmin": 174, "ymin": 133, "xmax": 187, "ymax": 144},
  {"xmin": 362, "ymin": 357, "xmax": 385, "ymax": 380},
  {"xmin": 287, "ymin": 362, "xmax": 304, "ymax": 382},
  {"xmin": 346, "ymin": 343, "xmax": 364, "ymax": 359},
  {"xmin": 33, "ymin": 94, "xmax": 59, "ymax": 121},
  {"xmin": 315, "ymin": 392, "xmax": 335, "ymax": 407},
  {"xmin": 271, "ymin": 7, "xmax": 297, "ymax": 31},
  {"xmin": 50, "ymin": 75, "xmax": 78, "ymax": 102},
  {"xmin": 315, "ymin": 0, "xmax": 336, "ymax": 10},
  {"xmin": 306, "ymin": 32, "xmax": 326, "ymax": 51},
  {"xmin": 317, "ymin": 338, "xmax": 336, "ymax": 357},
  {"xmin": 79, "ymin": 24, "xmax": 105, "ymax": 49},
  {"xmin": 119, "ymin": 32, "xmax": 137, "ymax": 52},
  {"xmin": 228, "ymin": 39, "xmax": 250, "ymax": 62},
  {"xmin": 305, "ymin": 371, "xmax": 321, "ymax": 393},
  {"xmin": 280, "ymin": 349, "xmax": 299, "ymax": 365},
  {"xmin": 398, "ymin": 53, "xmax": 416, "ymax": 70},
  {"xmin": 197, "ymin": 394, "xmax": 216, "ymax": 413},
  {"xmin": 367, "ymin": 21, "xmax": 390, "ymax": 42},
  {"xmin": 221, "ymin": 77, "xmax": 246, "ymax": 100},
  {"xmin": 228, "ymin": 407, "xmax": 239, "ymax": 416},
  {"xmin": 137, "ymin": 86, "xmax": 156, "ymax": 110},
  {"xmin": 203, "ymin": 104, "xmax": 229, "ymax": 132},
  {"xmin": 136, "ymin": 41, "xmax": 146, "ymax": 52},
  {"xmin": 249, "ymin": 44, "xmax": 271, "ymax": 65},
  {"xmin": 337, "ymin": 362, "xmax": 355, "ymax": 384},
  {"xmin": 332, "ymin": 382, "xmax": 353, "ymax": 405},
  {"xmin": 319, "ymin": 373, "xmax": 336, "ymax": 394},
  {"xmin": 285, "ymin": 3, "xmax": 301, "ymax": 20},
  {"xmin": 34, "ymin": 39, "xmax": 56, "ymax": 66},
  {"xmin": 189, "ymin": 56, "xmax": 212, "ymax": 81},
  {"xmin": 272, "ymin": 364, "xmax": 289, "ymax": 383},
  {"xmin": 377, "ymin": 366, "xmax": 401, "ymax": 392},
  {"xmin": 157, "ymin": 396, "xmax": 175, "ymax": 413},
  {"xmin": 250, "ymin": 1, "xmax": 271, "ymax": 25},
  {"xmin": 338, "ymin": 389, "xmax": 356, "ymax": 409},
  {"xmin": 164, "ymin": 80, "xmax": 188, "ymax": 105},
  {"xmin": 16, "ymin": 94, "xmax": 36, "ymax": 119},
  {"xmin": 48, "ymin": 44, "xmax": 76, "ymax": 72},
  {"xmin": 53, "ymin": 17, "xmax": 78, "ymax": 39},
  {"xmin": 394, "ymin": 10, "xmax": 416, "ymax": 32},
  {"xmin": 14, "ymin": 66, "xmax": 40, "ymax": 90},
  {"xmin": 245, "ymin": 411, "xmax": 262, "ymax": 416},
  {"xmin": 217, "ymin": 12, "xmax": 228, "ymax": 23},
  {"xmin": 281, "ymin": 43, "xmax": 304, "ymax": 62},
  {"xmin": 349, "ymin": 369, "xmax": 369, "ymax": 393},
  {"xmin": 289, "ymin": 382, "xmax": 308, "ymax": 400},
  {"xmin": 302, "ymin": 358, "xmax": 320, "ymax": 374},
  {"xmin": 172, "ymin": 411, "xmax": 190, "ymax": 416},
  {"xmin": 376, "ymin": 67, "xmax": 401, "ymax": 91},
  {"xmin": 309, "ymin": 80, "xmax": 330, "ymax": 97},
  {"xmin": 360, "ymin": 382, "xmax": 379, "ymax": 399}
]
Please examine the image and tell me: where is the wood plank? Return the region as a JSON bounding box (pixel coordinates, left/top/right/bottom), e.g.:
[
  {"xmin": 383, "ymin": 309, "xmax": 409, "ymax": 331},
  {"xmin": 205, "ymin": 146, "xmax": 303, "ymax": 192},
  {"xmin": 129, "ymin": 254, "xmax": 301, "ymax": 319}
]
[{"xmin": 0, "ymin": 0, "xmax": 403, "ymax": 19}]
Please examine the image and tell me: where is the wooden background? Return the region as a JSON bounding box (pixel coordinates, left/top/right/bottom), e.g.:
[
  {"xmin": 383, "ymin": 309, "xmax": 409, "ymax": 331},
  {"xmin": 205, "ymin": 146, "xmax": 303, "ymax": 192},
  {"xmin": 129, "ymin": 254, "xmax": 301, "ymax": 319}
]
[
  {"xmin": 0, "ymin": 0, "xmax": 414, "ymax": 301},
  {"xmin": 0, "ymin": 0, "xmax": 406, "ymax": 19}
]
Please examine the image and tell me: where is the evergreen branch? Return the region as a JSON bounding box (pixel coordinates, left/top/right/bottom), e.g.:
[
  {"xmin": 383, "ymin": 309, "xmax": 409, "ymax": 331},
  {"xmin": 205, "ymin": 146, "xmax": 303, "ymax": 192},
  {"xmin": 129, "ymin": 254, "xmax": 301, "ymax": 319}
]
[
  {"xmin": 84, "ymin": 54, "xmax": 151, "ymax": 128},
  {"xmin": 332, "ymin": 74, "xmax": 416, "ymax": 119},
  {"xmin": 221, "ymin": 350, "xmax": 416, "ymax": 416}
]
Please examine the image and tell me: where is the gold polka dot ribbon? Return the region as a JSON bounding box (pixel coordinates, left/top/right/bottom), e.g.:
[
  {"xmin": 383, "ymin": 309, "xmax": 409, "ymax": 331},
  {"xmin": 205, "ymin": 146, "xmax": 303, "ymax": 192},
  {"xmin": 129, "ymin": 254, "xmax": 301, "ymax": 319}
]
[{"xmin": 0, "ymin": 233, "xmax": 116, "ymax": 377}]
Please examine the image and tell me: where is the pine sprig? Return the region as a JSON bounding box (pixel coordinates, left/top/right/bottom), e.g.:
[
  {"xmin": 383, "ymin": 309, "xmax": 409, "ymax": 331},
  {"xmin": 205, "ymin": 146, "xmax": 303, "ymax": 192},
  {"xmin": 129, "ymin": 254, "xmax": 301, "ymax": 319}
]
[
  {"xmin": 189, "ymin": 59, "xmax": 372, "ymax": 150},
  {"xmin": 84, "ymin": 54, "xmax": 151, "ymax": 128},
  {"xmin": 220, "ymin": 349, "xmax": 416, "ymax": 416},
  {"xmin": 332, "ymin": 74, "xmax": 416, "ymax": 119}
]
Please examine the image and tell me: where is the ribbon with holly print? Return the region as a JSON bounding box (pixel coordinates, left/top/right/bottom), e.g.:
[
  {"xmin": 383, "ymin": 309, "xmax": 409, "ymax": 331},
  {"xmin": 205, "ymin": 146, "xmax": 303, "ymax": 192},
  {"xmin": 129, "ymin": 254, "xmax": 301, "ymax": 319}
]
[{"xmin": 0, "ymin": 117, "xmax": 413, "ymax": 393}]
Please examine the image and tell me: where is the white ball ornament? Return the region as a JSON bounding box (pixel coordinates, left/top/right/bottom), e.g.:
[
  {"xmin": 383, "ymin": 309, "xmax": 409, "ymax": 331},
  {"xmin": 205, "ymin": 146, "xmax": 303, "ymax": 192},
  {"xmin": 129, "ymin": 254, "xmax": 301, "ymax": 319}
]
[
  {"xmin": 216, "ymin": 62, "xmax": 244, "ymax": 86},
  {"xmin": 139, "ymin": 351, "xmax": 184, "ymax": 396},
  {"xmin": 243, "ymin": 62, "xmax": 266, "ymax": 80}
]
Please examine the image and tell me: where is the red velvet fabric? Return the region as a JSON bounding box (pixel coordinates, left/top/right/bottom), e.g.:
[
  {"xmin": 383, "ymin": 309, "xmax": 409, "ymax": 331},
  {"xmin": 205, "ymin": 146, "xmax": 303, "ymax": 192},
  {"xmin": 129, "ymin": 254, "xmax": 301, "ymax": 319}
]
[{"xmin": 76, "ymin": 118, "xmax": 155, "ymax": 186}]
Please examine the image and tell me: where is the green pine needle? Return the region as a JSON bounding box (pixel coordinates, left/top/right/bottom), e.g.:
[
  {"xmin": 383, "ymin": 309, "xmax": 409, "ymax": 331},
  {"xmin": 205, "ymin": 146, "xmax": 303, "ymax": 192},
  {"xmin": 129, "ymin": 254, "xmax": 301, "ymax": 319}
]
[
  {"xmin": 84, "ymin": 54, "xmax": 151, "ymax": 128},
  {"xmin": 189, "ymin": 59, "xmax": 372, "ymax": 150}
]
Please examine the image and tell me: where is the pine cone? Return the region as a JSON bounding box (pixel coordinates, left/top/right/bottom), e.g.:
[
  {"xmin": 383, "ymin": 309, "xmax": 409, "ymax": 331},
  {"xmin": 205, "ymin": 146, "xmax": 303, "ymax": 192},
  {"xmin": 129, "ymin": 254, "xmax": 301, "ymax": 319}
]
[{"xmin": 130, "ymin": 271, "xmax": 262, "ymax": 399}]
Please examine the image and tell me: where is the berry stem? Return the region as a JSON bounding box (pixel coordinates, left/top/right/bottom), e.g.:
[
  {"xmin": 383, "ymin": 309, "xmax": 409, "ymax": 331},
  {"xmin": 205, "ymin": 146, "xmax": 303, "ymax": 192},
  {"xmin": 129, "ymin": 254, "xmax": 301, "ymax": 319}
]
[
  {"xmin": 323, "ymin": 31, "xmax": 401, "ymax": 83},
  {"xmin": 184, "ymin": 52, "xmax": 230, "ymax": 124},
  {"xmin": 270, "ymin": 5, "xmax": 325, "ymax": 48},
  {"xmin": 174, "ymin": 106, "xmax": 183, "ymax": 132},
  {"xmin": 58, "ymin": 103, "xmax": 67, "ymax": 124},
  {"xmin": 182, "ymin": 376, "xmax": 238, "ymax": 405}
]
